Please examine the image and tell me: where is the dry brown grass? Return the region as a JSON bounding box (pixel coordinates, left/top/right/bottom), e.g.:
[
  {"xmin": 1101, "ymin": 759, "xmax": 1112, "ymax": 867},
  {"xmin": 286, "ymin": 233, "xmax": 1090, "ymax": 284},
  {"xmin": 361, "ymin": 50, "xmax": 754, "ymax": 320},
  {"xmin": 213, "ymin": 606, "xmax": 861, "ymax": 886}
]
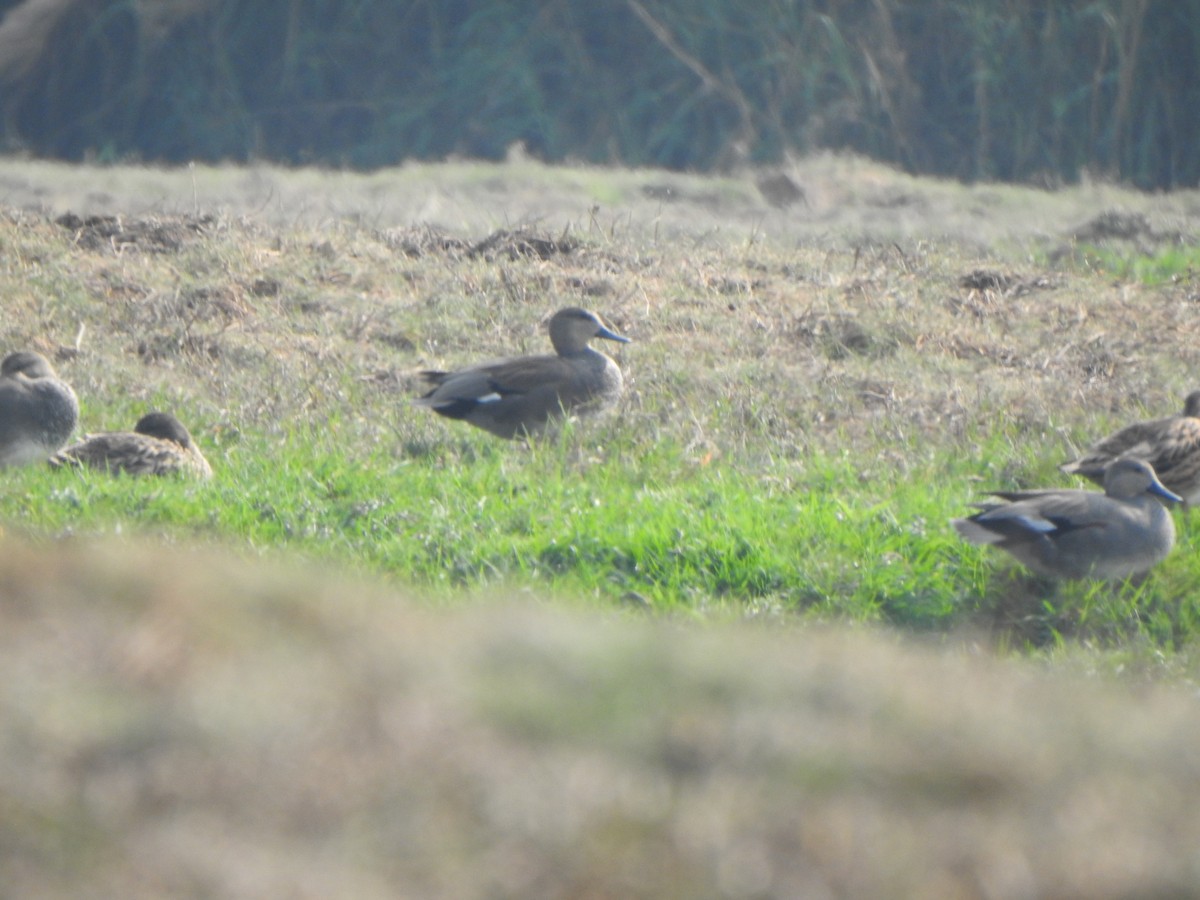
[
  {"xmin": 2, "ymin": 151, "xmax": 1197, "ymax": 242},
  {"xmin": 4, "ymin": 152, "xmax": 1199, "ymax": 462}
]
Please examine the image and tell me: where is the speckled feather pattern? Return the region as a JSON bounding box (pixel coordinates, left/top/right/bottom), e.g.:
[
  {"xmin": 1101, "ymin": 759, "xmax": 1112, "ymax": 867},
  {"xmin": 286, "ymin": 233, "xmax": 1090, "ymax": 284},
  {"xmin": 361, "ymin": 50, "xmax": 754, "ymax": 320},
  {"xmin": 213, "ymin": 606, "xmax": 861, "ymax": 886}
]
[
  {"xmin": 50, "ymin": 412, "xmax": 212, "ymax": 479},
  {"xmin": 1061, "ymin": 392, "xmax": 1200, "ymax": 506}
]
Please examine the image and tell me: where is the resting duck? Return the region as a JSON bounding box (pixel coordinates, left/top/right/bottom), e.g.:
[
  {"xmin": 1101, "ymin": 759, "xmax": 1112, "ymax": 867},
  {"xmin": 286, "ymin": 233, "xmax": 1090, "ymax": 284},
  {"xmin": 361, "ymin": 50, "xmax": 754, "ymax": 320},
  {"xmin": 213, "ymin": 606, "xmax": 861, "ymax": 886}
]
[
  {"xmin": 51, "ymin": 412, "xmax": 212, "ymax": 479},
  {"xmin": 1060, "ymin": 391, "xmax": 1200, "ymax": 509},
  {"xmin": 0, "ymin": 350, "xmax": 79, "ymax": 466}
]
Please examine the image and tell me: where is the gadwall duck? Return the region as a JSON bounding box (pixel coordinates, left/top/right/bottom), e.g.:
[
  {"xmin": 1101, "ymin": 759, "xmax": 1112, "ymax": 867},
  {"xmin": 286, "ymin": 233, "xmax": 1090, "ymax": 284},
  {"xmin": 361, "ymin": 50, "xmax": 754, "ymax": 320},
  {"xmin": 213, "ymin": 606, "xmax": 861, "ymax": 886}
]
[
  {"xmin": 0, "ymin": 350, "xmax": 79, "ymax": 466},
  {"xmin": 1060, "ymin": 391, "xmax": 1200, "ymax": 508},
  {"xmin": 415, "ymin": 307, "xmax": 631, "ymax": 439},
  {"xmin": 50, "ymin": 412, "xmax": 212, "ymax": 479},
  {"xmin": 953, "ymin": 457, "xmax": 1180, "ymax": 580}
]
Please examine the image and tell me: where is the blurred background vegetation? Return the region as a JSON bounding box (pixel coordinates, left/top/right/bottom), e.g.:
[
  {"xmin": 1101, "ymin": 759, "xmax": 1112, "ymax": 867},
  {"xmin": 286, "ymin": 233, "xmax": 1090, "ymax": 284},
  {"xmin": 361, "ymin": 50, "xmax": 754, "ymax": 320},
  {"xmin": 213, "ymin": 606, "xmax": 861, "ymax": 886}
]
[{"xmin": 0, "ymin": 0, "xmax": 1195, "ymax": 188}]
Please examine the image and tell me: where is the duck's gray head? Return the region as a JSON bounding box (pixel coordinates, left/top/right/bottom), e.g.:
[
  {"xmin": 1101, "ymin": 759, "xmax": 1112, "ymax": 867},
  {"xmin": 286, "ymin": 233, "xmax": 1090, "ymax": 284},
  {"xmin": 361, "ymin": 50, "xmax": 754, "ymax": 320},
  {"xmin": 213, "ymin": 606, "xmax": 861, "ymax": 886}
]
[
  {"xmin": 1, "ymin": 350, "xmax": 56, "ymax": 380},
  {"xmin": 547, "ymin": 307, "xmax": 631, "ymax": 355},
  {"xmin": 135, "ymin": 412, "xmax": 194, "ymax": 449},
  {"xmin": 1104, "ymin": 457, "xmax": 1182, "ymax": 503}
]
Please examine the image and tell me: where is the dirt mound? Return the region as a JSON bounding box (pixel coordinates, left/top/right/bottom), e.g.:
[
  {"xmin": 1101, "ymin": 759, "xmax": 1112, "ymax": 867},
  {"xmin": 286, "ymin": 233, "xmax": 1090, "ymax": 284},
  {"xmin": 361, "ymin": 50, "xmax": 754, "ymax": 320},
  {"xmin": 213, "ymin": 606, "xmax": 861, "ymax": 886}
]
[
  {"xmin": 55, "ymin": 212, "xmax": 215, "ymax": 252},
  {"xmin": 378, "ymin": 223, "xmax": 471, "ymax": 258},
  {"xmin": 379, "ymin": 224, "xmax": 577, "ymax": 261},
  {"xmin": 467, "ymin": 227, "xmax": 578, "ymax": 261}
]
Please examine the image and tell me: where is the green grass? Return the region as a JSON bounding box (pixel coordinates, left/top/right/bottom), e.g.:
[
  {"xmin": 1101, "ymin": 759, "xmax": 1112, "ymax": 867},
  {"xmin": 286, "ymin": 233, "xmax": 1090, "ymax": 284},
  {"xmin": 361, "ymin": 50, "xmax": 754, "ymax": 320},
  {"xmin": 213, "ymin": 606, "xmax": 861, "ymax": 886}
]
[
  {"xmin": 1078, "ymin": 242, "xmax": 1200, "ymax": 285},
  {"xmin": 7, "ymin": 410, "xmax": 1199, "ymax": 655}
]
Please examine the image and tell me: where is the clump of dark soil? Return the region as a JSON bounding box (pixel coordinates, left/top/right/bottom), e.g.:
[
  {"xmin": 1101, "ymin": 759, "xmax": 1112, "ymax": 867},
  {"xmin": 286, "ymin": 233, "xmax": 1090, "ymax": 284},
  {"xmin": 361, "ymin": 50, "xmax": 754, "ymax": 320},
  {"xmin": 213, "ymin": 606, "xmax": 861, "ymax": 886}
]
[
  {"xmin": 379, "ymin": 224, "xmax": 577, "ymax": 262},
  {"xmin": 378, "ymin": 224, "xmax": 471, "ymax": 258},
  {"xmin": 55, "ymin": 212, "xmax": 215, "ymax": 252},
  {"xmin": 755, "ymin": 171, "xmax": 808, "ymax": 209},
  {"xmin": 957, "ymin": 269, "xmax": 1058, "ymax": 296},
  {"xmin": 1072, "ymin": 210, "xmax": 1155, "ymax": 243},
  {"xmin": 467, "ymin": 227, "xmax": 578, "ymax": 261},
  {"xmin": 792, "ymin": 311, "xmax": 900, "ymax": 360}
]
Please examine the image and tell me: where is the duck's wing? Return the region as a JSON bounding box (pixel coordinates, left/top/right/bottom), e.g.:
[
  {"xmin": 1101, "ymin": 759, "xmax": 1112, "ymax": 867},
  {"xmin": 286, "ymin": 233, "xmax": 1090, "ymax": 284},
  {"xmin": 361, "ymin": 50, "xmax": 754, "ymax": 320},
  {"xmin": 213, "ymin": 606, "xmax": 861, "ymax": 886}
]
[
  {"xmin": 0, "ymin": 375, "xmax": 79, "ymax": 464},
  {"xmin": 1062, "ymin": 416, "xmax": 1200, "ymax": 480},
  {"xmin": 51, "ymin": 432, "xmax": 191, "ymax": 476},
  {"xmin": 1117, "ymin": 418, "xmax": 1200, "ymax": 491},
  {"xmin": 957, "ymin": 490, "xmax": 1108, "ymax": 545},
  {"xmin": 417, "ymin": 354, "xmax": 577, "ymax": 405},
  {"xmin": 0, "ymin": 378, "xmax": 42, "ymax": 450}
]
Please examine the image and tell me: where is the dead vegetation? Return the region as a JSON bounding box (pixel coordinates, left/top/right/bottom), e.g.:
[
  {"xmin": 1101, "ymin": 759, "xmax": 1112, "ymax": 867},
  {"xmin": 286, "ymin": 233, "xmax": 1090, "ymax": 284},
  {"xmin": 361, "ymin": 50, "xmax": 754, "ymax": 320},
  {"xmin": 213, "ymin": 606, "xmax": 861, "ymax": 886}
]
[
  {"xmin": 3, "ymin": 163, "xmax": 1196, "ymax": 470},
  {"xmin": 54, "ymin": 211, "xmax": 216, "ymax": 253}
]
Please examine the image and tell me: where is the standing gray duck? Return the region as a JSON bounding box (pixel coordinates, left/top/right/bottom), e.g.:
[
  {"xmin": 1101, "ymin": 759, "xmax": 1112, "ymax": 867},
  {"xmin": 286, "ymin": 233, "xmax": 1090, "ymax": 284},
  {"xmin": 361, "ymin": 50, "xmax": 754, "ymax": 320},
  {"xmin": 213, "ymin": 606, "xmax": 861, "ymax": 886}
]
[
  {"xmin": 953, "ymin": 457, "xmax": 1181, "ymax": 580},
  {"xmin": 0, "ymin": 350, "xmax": 79, "ymax": 466},
  {"xmin": 1060, "ymin": 391, "xmax": 1200, "ymax": 508},
  {"xmin": 50, "ymin": 412, "xmax": 212, "ymax": 479},
  {"xmin": 415, "ymin": 307, "xmax": 631, "ymax": 439}
]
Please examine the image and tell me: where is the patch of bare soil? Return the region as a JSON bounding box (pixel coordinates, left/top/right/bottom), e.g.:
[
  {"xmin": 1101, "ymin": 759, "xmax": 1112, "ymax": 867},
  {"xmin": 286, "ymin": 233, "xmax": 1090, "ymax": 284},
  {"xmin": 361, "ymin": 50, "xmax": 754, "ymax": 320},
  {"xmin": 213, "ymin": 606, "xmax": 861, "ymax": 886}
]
[
  {"xmin": 55, "ymin": 212, "xmax": 216, "ymax": 253},
  {"xmin": 1071, "ymin": 209, "xmax": 1160, "ymax": 243},
  {"xmin": 755, "ymin": 171, "xmax": 808, "ymax": 209},
  {"xmin": 466, "ymin": 227, "xmax": 578, "ymax": 261},
  {"xmin": 957, "ymin": 268, "xmax": 1057, "ymax": 295},
  {"xmin": 378, "ymin": 224, "xmax": 579, "ymax": 262},
  {"xmin": 378, "ymin": 223, "xmax": 472, "ymax": 258},
  {"xmin": 1048, "ymin": 208, "xmax": 1194, "ymax": 263},
  {"xmin": 791, "ymin": 310, "xmax": 902, "ymax": 360}
]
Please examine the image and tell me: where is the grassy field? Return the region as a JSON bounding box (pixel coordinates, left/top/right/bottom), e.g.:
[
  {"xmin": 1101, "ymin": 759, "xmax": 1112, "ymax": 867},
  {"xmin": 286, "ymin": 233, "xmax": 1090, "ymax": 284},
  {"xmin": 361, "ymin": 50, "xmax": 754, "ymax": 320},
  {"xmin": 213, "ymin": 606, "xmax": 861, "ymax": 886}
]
[
  {"xmin": 3, "ymin": 153, "xmax": 1200, "ymax": 895},
  {"xmin": 5, "ymin": 152, "xmax": 1200, "ymax": 648}
]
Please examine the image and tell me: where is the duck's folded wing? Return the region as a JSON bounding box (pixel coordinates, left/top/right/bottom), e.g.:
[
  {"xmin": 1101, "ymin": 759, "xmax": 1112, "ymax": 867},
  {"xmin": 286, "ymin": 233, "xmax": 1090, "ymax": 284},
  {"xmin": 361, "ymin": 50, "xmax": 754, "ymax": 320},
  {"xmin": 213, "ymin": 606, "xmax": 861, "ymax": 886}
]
[
  {"xmin": 48, "ymin": 433, "xmax": 110, "ymax": 468},
  {"xmin": 51, "ymin": 433, "xmax": 188, "ymax": 475},
  {"xmin": 954, "ymin": 506, "xmax": 1053, "ymax": 545},
  {"xmin": 1132, "ymin": 419, "xmax": 1200, "ymax": 482},
  {"xmin": 418, "ymin": 355, "xmax": 574, "ymax": 405},
  {"xmin": 1063, "ymin": 417, "xmax": 1200, "ymax": 476},
  {"xmin": 0, "ymin": 380, "xmax": 39, "ymax": 429},
  {"xmin": 960, "ymin": 492, "xmax": 1107, "ymax": 541}
]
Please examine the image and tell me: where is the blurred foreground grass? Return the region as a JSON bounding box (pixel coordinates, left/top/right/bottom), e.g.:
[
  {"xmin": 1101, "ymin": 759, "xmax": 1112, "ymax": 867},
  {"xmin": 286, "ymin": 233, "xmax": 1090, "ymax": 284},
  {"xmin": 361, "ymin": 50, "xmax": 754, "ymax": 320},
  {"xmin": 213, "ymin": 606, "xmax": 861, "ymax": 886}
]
[{"xmin": 3, "ymin": 536, "xmax": 1200, "ymax": 898}]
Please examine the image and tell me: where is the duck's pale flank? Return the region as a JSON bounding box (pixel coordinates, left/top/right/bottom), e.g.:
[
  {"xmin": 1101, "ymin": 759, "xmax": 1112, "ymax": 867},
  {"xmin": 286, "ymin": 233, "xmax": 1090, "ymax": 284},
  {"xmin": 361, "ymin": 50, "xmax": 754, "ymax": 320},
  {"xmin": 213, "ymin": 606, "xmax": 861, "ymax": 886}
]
[
  {"xmin": 51, "ymin": 412, "xmax": 212, "ymax": 479},
  {"xmin": 1060, "ymin": 391, "xmax": 1200, "ymax": 507},
  {"xmin": 415, "ymin": 307, "xmax": 631, "ymax": 439},
  {"xmin": 0, "ymin": 350, "xmax": 79, "ymax": 467},
  {"xmin": 953, "ymin": 457, "xmax": 1180, "ymax": 580}
]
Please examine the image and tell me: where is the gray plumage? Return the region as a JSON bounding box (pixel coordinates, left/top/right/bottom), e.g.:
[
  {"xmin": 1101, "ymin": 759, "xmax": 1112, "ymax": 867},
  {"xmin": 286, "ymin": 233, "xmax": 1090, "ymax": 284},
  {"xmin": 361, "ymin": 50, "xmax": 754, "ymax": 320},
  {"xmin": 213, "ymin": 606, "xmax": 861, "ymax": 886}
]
[
  {"xmin": 415, "ymin": 307, "xmax": 631, "ymax": 439},
  {"xmin": 1060, "ymin": 391, "xmax": 1200, "ymax": 507},
  {"xmin": 50, "ymin": 412, "xmax": 212, "ymax": 479},
  {"xmin": 953, "ymin": 458, "xmax": 1181, "ymax": 580},
  {"xmin": 0, "ymin": 350, "xmax": 79, "ymax": 466}
]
